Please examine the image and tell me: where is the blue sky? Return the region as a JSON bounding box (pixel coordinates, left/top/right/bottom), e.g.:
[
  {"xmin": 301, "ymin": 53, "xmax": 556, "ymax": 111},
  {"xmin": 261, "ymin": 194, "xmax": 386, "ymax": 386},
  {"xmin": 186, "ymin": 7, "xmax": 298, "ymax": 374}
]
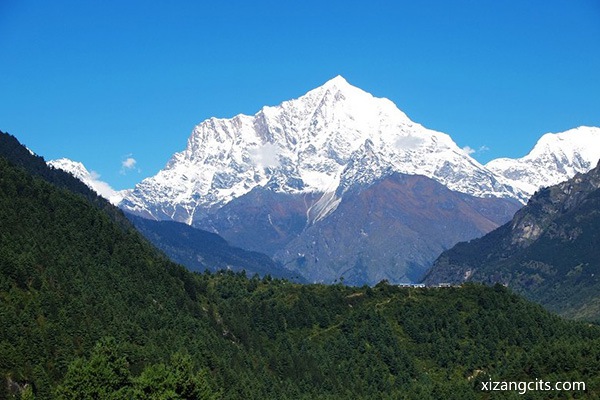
[{"xmin": 1, "ymin": 0, "xmax": 599, "ymax": 190}]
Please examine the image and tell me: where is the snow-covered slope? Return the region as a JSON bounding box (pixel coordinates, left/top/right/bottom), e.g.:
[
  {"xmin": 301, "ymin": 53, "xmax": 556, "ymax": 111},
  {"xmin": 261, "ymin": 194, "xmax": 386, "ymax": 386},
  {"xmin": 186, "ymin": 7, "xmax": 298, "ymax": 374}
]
[
  {"xmin": 48, "ymin": 158, "xmax": 122, "ymax": 204},
  {"xmin": 486, "ymin": 127, "xmax": 600, "ymax": 197},
  {"xmin": 119, "ymin": 76, "xmax": 524, "ymax": 224},
  {"xmin": 44, "ymin": 78, "xmax": 600, "ymax": 285}
]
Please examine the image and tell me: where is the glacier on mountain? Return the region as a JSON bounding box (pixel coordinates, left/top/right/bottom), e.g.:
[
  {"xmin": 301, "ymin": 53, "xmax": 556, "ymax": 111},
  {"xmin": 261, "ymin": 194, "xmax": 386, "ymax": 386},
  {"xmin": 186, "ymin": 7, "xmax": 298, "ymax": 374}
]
[
  {"xmin": 486, "ymin": 126, "xmax": 600, "ymax": 196},
  {"xmin": 117, "ymin": 76, "xmax": 527, "ymax": 225},
  {"xmin": 46, "ymin": 77, "xmax": 600, "ymax": 285}
]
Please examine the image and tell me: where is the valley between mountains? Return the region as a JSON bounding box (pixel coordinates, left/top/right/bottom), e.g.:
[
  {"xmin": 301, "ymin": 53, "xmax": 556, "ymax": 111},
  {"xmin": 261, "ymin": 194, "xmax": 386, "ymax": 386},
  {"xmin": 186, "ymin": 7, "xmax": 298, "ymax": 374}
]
[
  {"xmin": 3, "ymin": 128, "xmax": 600, "ymax": 399},
  {"xmin": 3, "ymin": 75, "xmax": 600, "ymax": 398},
  {"xmin": 50, "ymin": 76, "xmax": 600, "ymax": 287}
]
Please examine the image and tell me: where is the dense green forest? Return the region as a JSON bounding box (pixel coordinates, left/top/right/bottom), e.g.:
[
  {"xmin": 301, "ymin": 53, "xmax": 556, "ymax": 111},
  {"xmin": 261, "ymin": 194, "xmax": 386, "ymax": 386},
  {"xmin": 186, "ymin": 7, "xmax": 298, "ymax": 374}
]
[{"xmin": 1, "ymin": 131, "xmax": 600, "ymax": 399}]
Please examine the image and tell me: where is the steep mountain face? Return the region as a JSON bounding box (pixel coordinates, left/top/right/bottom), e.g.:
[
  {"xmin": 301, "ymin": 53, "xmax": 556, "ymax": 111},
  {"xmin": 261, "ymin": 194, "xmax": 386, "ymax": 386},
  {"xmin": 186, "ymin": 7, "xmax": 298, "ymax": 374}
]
[
  {"xmin": 424, "ymin": 160, "xmax": 600, "ymax": 320},
  {"xmin": 274, "ymin": 173, "xmax": 520, "ymax": 285},
  {"xmin": 486, "ymin": 126, "xmax": 600, "ymax": 197},
  {"xmin": 119, "ymin": 76, "xmax": 524, "ymax": 225},
  {"xmin": 115, "ymin": 77, "xmax": 527, "ymax": 284}
]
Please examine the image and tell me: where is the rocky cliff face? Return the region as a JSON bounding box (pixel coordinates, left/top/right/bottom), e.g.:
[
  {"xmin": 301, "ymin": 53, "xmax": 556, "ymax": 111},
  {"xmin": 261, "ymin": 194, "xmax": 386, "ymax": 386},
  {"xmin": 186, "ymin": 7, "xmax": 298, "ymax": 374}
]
[
  {"xmin": 424, "ymin": 160, "xmax": 600, "ymax": 320},
  {"xmin": 118, "ymin": 76, "xmax": 525, "ymax": 226}
]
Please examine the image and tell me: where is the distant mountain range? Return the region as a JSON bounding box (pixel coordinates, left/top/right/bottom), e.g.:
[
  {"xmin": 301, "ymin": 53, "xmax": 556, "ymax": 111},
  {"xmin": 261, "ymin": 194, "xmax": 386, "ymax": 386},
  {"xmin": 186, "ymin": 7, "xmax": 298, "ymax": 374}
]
[
  {"xmin": 126, "ymin": 213, "xmax": 304, "ymax": 281},
  {"xmin": 487, "ymin": 126, "xmax": 600, "ymax": 196},
  {"xmin": 49, "ymin": 77, "xmax": 600, "ymax": 285},
  {"xmin": 424, "ymin": 160, "xmax": 600, "ymax": 321}
]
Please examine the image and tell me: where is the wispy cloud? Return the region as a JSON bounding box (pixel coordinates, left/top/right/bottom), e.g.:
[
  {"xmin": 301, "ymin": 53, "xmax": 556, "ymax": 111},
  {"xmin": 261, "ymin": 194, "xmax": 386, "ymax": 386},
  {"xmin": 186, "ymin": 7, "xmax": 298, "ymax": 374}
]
[
  {"xmin": 249, "ymin": 143, "xmax": 281, "ymax": 168},
  {"xmin": 89, "ymin": 170, "xmax": 118, "ymax": 201},
  {"xmin": 462, "ymin": 145, "xmax": 489, "ymax": 156},
  {"xmin": 462, "ymin": 146, "xmax": 476, "ymax": 155},
  {"xmin": 120, "ymin": 154, "xmax": 140, "ymax": 175},
  {"xmin": 122, "ymin": 157, "xmax": 136, "ymax": 169}
]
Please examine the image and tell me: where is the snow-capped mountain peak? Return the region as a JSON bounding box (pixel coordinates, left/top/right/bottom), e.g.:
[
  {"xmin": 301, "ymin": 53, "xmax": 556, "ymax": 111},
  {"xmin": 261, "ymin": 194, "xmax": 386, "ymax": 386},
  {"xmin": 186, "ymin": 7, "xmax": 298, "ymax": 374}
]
[
  {"xmin": 48, "ymin": 158, "xmax": 122, "ymax": 204},
  {"xmin": 118, "ymin": 76, "xmax": 524, "ymax": 225},
  {"xmin": 323, "ymin": 74, "xmax": 350, "ymax": 86},
  {"xmin": 486, "ymin": 126, "xmax": 600, "ymax": 196}
]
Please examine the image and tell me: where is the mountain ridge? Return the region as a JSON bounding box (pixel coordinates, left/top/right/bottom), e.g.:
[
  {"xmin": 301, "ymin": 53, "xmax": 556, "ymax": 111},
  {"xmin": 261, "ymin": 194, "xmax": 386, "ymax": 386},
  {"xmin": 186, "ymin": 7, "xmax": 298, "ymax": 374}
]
[
  {"xmin": 423, "ymin": 159, "xmax": 600, "ymax": 320},
  {"xmin": 126, "ymin": 213, "xmax": 304, "ymax": 281},
  {"xmin": 486, "ymin": 126, "xmax": 600, "ymax": 196},
  {"xmin": 48, "ymin": 158, "xmax": 122, "ymax": 204},
  {"xmin": 45, "ymin": 77, "xmax": 600, "ymax": 285},
  {"xmin": 117, "ymin": 76, "xmax": 527, "ymax": 226}
]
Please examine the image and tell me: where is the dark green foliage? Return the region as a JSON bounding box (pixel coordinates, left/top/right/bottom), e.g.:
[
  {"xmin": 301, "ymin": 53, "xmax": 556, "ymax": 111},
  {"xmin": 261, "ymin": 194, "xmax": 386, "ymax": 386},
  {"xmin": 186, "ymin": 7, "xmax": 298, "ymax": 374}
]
[
  {"xmin": 1, "ymin": 132, "xmax": 600, "ymax": 398},
  {"xmin": 55, "ymin": 340, "xmax": 218, "ymax": 400},
  {"xmin": 0, "ymin": 131, "xmax": 123, "ymax": 223},
  {"xmin": 424, "ymin": 161, "xmax": 600, "ymax": 321},
  {"xmin": 0, "ymin": 156, "xmax": 222, "ymax": 398},
  {"xmin": 55, "ymin": 338, "xmax": 132, "ymax": 399}
]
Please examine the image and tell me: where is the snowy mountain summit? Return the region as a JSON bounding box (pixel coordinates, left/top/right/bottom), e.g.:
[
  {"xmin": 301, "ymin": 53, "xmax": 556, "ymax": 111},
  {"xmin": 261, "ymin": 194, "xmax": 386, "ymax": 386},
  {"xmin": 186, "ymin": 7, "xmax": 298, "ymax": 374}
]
[
  {"xmin": 48, "ymin": 158, "xmax": 122, "ymax": 204},
  {"xmin": 118, "ymin": 76, "xmax": 524, "ymax": 224},
  {"xmin": 486, "ymin": 126, "xmax": 600, "ymax": 196},
  {"xmin": 48, "ymin": 77, "xmax": 600, "ymax": 284}
]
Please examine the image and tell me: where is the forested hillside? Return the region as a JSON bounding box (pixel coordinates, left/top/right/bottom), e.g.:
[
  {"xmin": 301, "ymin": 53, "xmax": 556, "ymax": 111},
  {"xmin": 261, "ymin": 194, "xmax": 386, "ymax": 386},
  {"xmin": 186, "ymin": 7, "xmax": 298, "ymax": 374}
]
[
  {"xmin": 424, "ymin": 160, "xmax": 600, "ymax": 321},
  {"xmin": 1, "ymin": 132, "xmax": 600, "ymax": 399}
]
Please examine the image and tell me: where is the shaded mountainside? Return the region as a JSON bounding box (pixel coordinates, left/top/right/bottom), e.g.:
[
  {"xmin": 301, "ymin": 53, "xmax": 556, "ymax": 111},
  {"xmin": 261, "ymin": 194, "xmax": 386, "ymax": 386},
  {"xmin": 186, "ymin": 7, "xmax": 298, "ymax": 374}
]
[
  {"xmin": 424, "ymin": 160, "xmax": 600, "ymax": 321},
  {"xmin": 198, "ymin": 189, "xmax": 321, "ymax": 257},
  {"xmin": 273, "ymin": 173, "xmax": 520, "ymax": 285},
  {"xmin": 127, "ymin": 213, "xmax": 305, "ymax": 282},
  {"xmin": 195, "ymin": 174, "xmax": 519, "ymax": 285},
  {"xmin": 3, "ymin": 130, "xmax": 600, "ymax": 398}
]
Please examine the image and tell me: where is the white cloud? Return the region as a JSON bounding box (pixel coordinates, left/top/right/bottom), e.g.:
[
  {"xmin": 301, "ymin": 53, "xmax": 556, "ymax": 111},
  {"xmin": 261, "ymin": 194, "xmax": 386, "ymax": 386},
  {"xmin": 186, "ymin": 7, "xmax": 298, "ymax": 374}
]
[
  {"xmin": 462, "ymin": 146, "xmax": 476, "ymax": 155},
  {"xmin": 122, "ymin": 157, "xmax": 137, "ymax": 169},
  {"xmin": 462, "ymin": 145, "xmax": 489, "ymax": 156},
  {"xmin": 249, "ymin": 143, "xmax": 280, "ymax": 168},
  {"xmin": 120, "ymin": 155, "xmax": 140, "ymax": 175},
  {"xmin": 395, "ymin": 135, "xmax": 425, "ymax": 150},
  {"xmin": 88, "ymin": 171, "xmax": 119, "ymax": 203}
]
